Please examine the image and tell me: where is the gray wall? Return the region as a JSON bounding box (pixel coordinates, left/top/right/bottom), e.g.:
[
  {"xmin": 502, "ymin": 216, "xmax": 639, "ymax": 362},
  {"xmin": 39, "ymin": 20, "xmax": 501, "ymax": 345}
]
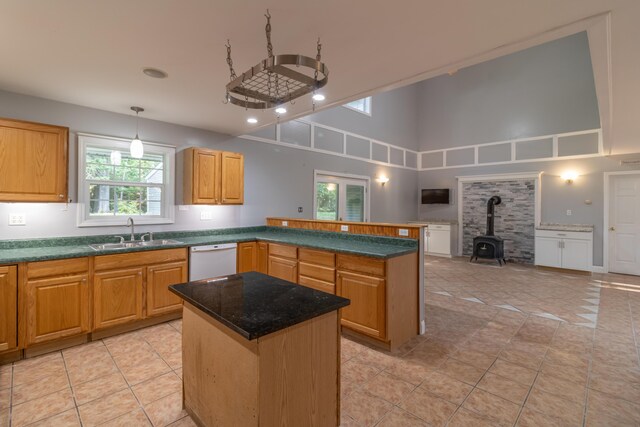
[
  {"xmin": 0, "ymin": 90, "xmax": 418, "ymax": 239},
  {"xmin": 418, "ymin": 32, "xmax": 600, "ymax": 150},
  {"xmin": 307, "ymin": 84, "xmax": 420, "ymax": 151}
]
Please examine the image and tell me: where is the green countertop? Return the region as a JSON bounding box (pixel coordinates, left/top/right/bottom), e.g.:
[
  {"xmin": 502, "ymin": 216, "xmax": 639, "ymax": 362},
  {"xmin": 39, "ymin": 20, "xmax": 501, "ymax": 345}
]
[{"xmin": 0, "ymin": 226, "xmax": 418, "ymax": 264}]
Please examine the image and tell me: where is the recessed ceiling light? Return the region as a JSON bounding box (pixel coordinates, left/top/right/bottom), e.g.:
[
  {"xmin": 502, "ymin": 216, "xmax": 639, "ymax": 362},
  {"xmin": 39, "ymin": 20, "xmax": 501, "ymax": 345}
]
[
  {"xmin": 275, "ymin": 107, "xmax": 287, "ymax": 114},
  {"xmin": 247, "ymin": 117, "xmax": 258, "ymax": 124},
  {"xmin": 312, "ymin": 94, "xmax": 325, "ymax": 101},
  {"xmin": 142, "ymin": 67, "xmax": 168, "ymax": 79}
]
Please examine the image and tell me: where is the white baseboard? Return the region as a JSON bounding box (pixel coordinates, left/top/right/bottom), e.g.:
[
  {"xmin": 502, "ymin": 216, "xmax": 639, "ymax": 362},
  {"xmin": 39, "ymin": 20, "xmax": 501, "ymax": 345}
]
[
  {"xmin": 591, "ymin": 266, "xmax": 605, "ymax": 273},
  {"xmin": 420, "ymin": 320, "xmax": 426, "ymax": 335}
]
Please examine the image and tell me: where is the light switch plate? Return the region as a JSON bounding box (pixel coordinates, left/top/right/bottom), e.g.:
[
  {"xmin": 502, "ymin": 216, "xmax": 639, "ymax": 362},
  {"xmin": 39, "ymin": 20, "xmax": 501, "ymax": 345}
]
[
  {"xmin": 282, "ymin": 221, "xmax": 288, "ymax": 226},
  {"xmin": 340, "ymin": 225, "xmax": 349, "ymax": 232},
  {"xmin": 9, "ymin": 213, "xmax": 26, "ymax": 226},
  {"xmin": 566, "ymin": 209, "xmax": 572, "ymax": 216},
  {"xmin": 200, "ymin": 211, "xmax": 213, "ymax": 220},
  {"xmin": 398, "ymin": 229, "xmax": 409, "ymax": 236}
]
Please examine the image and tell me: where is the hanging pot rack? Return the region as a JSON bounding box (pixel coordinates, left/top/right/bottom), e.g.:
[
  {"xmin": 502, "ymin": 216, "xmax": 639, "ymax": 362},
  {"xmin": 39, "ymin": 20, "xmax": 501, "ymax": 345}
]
[{"xmin": 224, "ymin": 11, "xmax": 328, "ymax": 110}]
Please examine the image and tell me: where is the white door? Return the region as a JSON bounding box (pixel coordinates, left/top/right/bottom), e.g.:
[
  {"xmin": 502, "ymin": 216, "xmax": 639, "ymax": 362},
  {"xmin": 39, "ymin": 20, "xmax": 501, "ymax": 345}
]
[
  {"xmin": 535, "ymin": 237, "xmax": 562, "ymax": 268},
  {"xmin": 562, "ymin": 239, "xmax": 590, "ymax": 271},
  {"xmin": 610, "ymin": 174, "xmax": 640, "ymax": 275}
]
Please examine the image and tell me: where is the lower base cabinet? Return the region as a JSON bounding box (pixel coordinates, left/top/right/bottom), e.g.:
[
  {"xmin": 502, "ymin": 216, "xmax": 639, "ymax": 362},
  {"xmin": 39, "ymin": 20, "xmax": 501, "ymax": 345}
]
[
  {"xmin": 237, "ymin": 242, "xmax": 257, "ymax": 273},
  {"xmin": 0, "ymin": 266, "xmax": 17, "ymax": 352},
  {"xmin": 147, "ymin": 262, "xmax": 187, "ymax": 316},
  {"xmin": 93, "ymin": 267, "xmax": 144, "ymax": 330},
  {"xmin": 534, "ymin": 230, "xmax": 593, "ymax": 272},
  {"xmin": 336, "ymin": 270, "xmax": 386, "ymax": 339}
]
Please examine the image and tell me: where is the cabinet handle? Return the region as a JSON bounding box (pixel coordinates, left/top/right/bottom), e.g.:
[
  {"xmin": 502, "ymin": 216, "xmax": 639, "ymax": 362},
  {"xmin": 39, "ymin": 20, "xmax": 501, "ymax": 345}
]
[
  {"xmin": 58, "ymin": 194, "xmax": 64, "ymax": 199},
  {"xmin": 609, "ymin": 226, "xmax": 616, "ymax": 231}
]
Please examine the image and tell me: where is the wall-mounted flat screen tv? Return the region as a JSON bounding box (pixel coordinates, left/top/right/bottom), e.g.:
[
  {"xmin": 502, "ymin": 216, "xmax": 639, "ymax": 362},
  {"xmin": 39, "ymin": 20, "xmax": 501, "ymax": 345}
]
[{"xmin": 421, "ymin": 189, "xmax": 450, "ymax": 204}]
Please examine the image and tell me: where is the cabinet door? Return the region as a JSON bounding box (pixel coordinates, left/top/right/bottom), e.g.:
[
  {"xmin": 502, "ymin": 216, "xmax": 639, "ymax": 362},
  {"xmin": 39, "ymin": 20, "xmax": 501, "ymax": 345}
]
[
  {"xmin": 0, "ymin": 266, "xmax": 17, "ymax": 351},
  {"xmin": 268, "ymin": 256, "xmax": 298, "ymax": 282},
  {"xmin": 257, "ymin": 242, "xmax": 269, "ymax": 274},
  {"xmin": 237, "ymin": 242, "xmax": 257, "ymax": 273},
  {"xmin": 426, "ymin": 229, "xmax": 450, "ymax": 255},
  {"xmin": 534, "ymin": 237, "xmax": 562, "ymax": 267},
  {"xmin": 562, "ymin": 239, "xmax": 591, "ymax": 271},
  {"xmin": 26, "ymin": 274, "xmax": 89, "ymax": 345},
  {"xmin": 336, "ymin": 271, "xmax": 386, "ymax": 340},
  {"xmin": 0, "ymin": 119, "xmax": 68, "ymax": 202},
  {"xmin": 94, "ymin": 267, "xmax": 144, "ymax": 330},
  {"xmin": 147, "ymin": 261, "xmax": 188, "ymax": 317},
  {"xmin": 192, "ymin": 149, "xmax": 221, "ymax": 204},
  {"xmin": 221, "ymin": 152, "xmax": 244, "ymax": 204}
]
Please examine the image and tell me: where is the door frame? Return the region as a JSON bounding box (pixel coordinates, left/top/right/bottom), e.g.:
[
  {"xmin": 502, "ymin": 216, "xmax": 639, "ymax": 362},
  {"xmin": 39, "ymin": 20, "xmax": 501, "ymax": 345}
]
[
  {"xmin": 313, "ymin": 170, "xmax": 371, "ymax": 222},
  {"xmin": 603, "ymin": 170, "xmax": 640, "ymax": 273}
]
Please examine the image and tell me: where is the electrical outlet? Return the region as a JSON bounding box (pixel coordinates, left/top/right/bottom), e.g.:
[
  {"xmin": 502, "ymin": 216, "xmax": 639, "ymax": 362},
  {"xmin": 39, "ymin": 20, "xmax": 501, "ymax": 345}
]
[
  {"xmin": 398, "ymin": 229, "xmax": 409, "ymax": 237},
  {"xmin": 566, "ymin": 209, "xmax": 572, "ymax": 216},
  {"xmin": 298, "ymin": 207, "xmax": 303, "ymax": 213},
  {"xmin": 340, "ymin": 225, "xmax": 349, "ymax": 232},
  {"xmin": 282, "ymin": 221, "xmax": 288, "ymax": 226},
  {"xmin": 200, "ymin": 211, "xmax": 213, "ymax": 220},
  {"xmin": 178, "ymin": 205, "xmax": 189, "ymax": 211},
  {"xmin": 9, "ymin": 213, "xmax": 26, "ymax": 226}
]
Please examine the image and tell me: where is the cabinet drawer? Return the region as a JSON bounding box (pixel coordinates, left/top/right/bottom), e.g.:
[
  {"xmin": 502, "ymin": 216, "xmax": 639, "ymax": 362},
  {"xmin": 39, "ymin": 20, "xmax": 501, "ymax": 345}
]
[
  {"xmin": 95, "ymin": 248, "xmax": 187, "ymax": 271},
  {"xmin": 27, "ymin": 257, "xmax": 89, "ymax": 279},
  {"xmin": 298, "ymin": 275, "xmax": 335, "ymax": 294},
  {"xmin": 535, "ymin": 230, "xmax": 592, "ymax": 241},
  {"xmin": 268, "ymin": 243, "xmax": 297, "ymax": 259},
  {"xmin": 298, "ymin": 248, "xmax": 335, "ymax": 267},
  {"xmin": 298, "ymin": 262, "xmax": 335, "ymax": 283},
  {"xmin": 427, "ymin": 224, "xmax": 451, "ymax": 231},
  {"xmin": 337, "ymin": 254, "xmax": 385, "ymax": 277}
]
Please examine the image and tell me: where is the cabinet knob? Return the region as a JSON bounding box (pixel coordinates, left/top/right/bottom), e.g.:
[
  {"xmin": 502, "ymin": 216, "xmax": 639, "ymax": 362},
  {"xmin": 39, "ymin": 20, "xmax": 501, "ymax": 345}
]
[
  {"xmin": 58, "ymin": 194, "xmax": 64, "ymax": 199},
  {"xmin": 609, "ymin": 226, "xmax": 616, "ymax": 231}
]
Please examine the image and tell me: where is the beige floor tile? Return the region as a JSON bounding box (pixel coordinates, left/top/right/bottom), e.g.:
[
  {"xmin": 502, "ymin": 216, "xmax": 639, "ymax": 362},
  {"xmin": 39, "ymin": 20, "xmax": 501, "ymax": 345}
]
[
  {"xmin": 419, "ymin": 371, "xmax": 473, "ymax": 405},
  {"xmin": 376, "ymin": 407, "xmax": 429, "ymax": 427},
  {"xmin": 11, "ymin": 387, "xmax": 75, "ymax": 427},
  {"xmin": 0, "ymin": 408, "xmax": 7, "ymax": 427},
  {"xmin": 27, "ymin": 408, "xmax": 81, "ymax": 427},
  {"xmin": 0, "ymin": 366, "xmax": 11, "ymax": 390},
  {"xmin": 66, "ymin": 357, "xmax": 119, "ymax": 386},
  {"xmin": 342, "ymin": 359, "xmax": 382, "ymax": 384},
  {"xmin": 361, "ymin": 371, "xmax": 414, "ymax": 404},
  {"xmin": 383, "ymin": 358, "xmax": 433, "ymax": 386},
  {"xmin": 161, "ymin": 350, "xmax": 183, "ymax": 370},
  {"xmin": 516, "ymin": 406, "xmax": 572, "ymax": 426},
  {"xmin": 450, "ymin": 347, "xmax": 497, "ymax": 370},
  {"xmin": 144, "ymin": 391, "xmax": 187, "ymax": 427},
  {"xmin": 462, "ymin": 388, "xmax": 521, "ymax": 427},
  {"xmin": 477, "ymin": 371, "xmax": 530, "ymax": 405},
  {"xmin": 489, "ymin": 359, "xmax": 538, "ymax": 386},
  {"xmin": 524, "ymin": 388, "xmax": 584, "ymax": 426},
  {"xmin": 447, "ymin": 408, "xmax": 497, "ymax": 427},
  {"xmin": 132, "ymin": 371, "xmax": 182, "ymax": 406},
  {"xmin": 11, "ymin": 372, "xmax": 69, "ymax": 405},
  {"xmin": 72, "ymin": 371, "xmax": 128, "ymax": 405},
  {"xmin": 399, "ymin": 387, "xmax": 457, "ymax": 426},
  {"xmin": 533, "ymin": 371, "xmax": 586, "ymax": 404},
  {"xmin": 77, "ymin": 388, "xmax": 139, "ymax": 426},
  {"xmin": 352, "ymin": 347, "xmax": 398, "ymax": 371},
  {"xmin": 118, "ymin": 354, "xmax": 171, "ymax": 386},
  {"xmin": 342, "ymin": 390, "xmax": 393, "ymax": 426},
  {"xmin": 436, "ymin": 358, "xmax": 485, "ymax": 385},
  {"xmin": 101, "ymin": 408, "xmax": 152, "ymax": 427},
  {"xmin": 539, "ymin": 361, "xmax": 588, "ymax": 386},
  {"xmin": 167, "ymin": 416, "xmax": 197, "ymax": 427},
  {"xmin": 0, "ymin": 389, "xmax": 9, "ymax": 410},
  {"xmin": 12, "ymin": 357, "xmax": 66, "ymax": 386},
  {"xmin": 586, "ymin": 388, "xmax": 640, "ymax": 425}
]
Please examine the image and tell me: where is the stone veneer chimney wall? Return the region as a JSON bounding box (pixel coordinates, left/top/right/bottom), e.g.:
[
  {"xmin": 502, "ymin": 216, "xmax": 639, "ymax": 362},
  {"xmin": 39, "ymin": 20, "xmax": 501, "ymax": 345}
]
[{"xmin": 462, "ymin": 180, "xmax": 536, "ymax": 263}]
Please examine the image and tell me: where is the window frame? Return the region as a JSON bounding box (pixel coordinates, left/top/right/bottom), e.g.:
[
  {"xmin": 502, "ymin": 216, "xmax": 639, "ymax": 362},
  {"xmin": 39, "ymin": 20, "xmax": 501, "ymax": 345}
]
[
  {"xmin": 313, "ymin": 170, "xmax": 370, "ymax": 222},
  {"xmin": 77, "ymin": 133, "xmax": 176, "ymax": 227},
  {"xmin": 342, "ymin": 96, "xmax": 372, "ymax": 116}
]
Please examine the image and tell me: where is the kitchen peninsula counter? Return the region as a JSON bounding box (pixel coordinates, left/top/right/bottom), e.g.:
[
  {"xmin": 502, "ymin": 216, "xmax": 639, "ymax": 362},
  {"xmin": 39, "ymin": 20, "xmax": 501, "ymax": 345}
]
[{"xmin": 169, "ymin": 272, "xmax": 350, "ymax": 426}]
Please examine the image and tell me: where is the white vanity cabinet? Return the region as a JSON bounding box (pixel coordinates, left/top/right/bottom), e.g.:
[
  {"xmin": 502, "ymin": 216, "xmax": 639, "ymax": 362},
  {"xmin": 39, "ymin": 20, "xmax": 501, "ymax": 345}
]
[
  {"xmin": 534, "ymin": 229, "xmax": 593, "ymax": 272},
  {"xmin": 425, "ymin": 224, "xmax": 453, "ymax": 257}
]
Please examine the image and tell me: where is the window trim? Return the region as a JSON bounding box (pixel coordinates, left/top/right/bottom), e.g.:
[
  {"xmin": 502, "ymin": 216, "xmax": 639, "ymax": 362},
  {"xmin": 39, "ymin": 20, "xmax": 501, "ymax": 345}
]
[
  {"xmin": 313, "ymin": 170, "xmax": 370, "ymax": 222},
  {"xmin": 77, "ymin": 133, "xmax": 176, "ymax": 227},
  {"xmin": 342, "ymin": 96, "xmax": 372, "ymax": 116}
]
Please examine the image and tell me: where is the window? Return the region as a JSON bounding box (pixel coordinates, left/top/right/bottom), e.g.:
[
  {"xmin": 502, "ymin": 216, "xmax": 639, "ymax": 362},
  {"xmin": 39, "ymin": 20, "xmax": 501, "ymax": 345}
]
[
  {"xmin": 343, "ymin": 96, "xmax": 372, "ymax": 115},
  {"xmin": 77, "ymin": 134, "xmax": 175, "ymax": 226},
  {"xmin": 314, "ymin": 171, "xmax": 369, "ymax": 222}
]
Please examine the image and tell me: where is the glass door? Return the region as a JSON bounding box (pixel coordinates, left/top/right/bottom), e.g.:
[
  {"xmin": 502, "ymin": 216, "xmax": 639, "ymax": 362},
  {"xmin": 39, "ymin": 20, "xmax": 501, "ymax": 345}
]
[{"xmin": 314, "ymin": 173, "xmax": 368, "ymax": 222}]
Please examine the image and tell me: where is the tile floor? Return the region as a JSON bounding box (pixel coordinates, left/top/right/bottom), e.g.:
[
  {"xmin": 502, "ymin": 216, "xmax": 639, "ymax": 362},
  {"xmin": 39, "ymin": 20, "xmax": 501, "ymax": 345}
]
[{"xmin": 1, "ymin": 256, "xmax": 640, "ymax": 426}]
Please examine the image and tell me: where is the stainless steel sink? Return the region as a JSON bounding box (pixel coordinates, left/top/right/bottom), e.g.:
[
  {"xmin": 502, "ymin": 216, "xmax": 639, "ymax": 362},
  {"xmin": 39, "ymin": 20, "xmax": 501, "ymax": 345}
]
[{"xmin": 89, "ymin": 239, "xmax": 182, "ymax": 251}]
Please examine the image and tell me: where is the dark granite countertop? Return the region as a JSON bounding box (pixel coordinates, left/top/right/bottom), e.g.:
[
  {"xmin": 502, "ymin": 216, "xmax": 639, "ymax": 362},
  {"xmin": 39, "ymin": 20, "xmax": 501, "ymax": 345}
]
[
  {"xmin": 169, "ymin": 271, "xmax": 350, "ymax": 340},
  {"xmin": 0, "ymin": 226, "xmax": 418, "ymax": 264}
]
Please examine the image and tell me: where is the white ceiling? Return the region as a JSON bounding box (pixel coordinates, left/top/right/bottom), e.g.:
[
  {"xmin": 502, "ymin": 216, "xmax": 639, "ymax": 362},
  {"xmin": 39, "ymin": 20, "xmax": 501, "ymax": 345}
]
[{"xmin": 0, "ymin": 1, "xmax": 638, "ymax": 153}]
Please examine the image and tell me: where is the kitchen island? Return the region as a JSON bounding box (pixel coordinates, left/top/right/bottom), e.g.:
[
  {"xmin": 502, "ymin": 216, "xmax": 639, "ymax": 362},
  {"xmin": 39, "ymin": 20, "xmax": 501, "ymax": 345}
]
[{"xmin": 170, "ymin": 271, "xmax": 350, "ymax": 427}]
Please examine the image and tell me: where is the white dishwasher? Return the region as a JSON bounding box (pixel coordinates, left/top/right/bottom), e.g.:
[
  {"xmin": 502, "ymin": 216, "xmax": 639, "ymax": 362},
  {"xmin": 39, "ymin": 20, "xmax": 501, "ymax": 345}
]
[{"xmin": 189, "ymin": 243, "xmax": 238, "ymax": 281}]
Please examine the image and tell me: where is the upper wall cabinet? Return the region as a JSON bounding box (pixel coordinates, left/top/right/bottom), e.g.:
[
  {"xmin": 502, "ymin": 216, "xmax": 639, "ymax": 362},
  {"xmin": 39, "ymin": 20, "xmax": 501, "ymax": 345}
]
[
  {"xmin": 0, "ymin": 118, "xmax": 68, "ymax": 202},
  {"xmin": 183, "ymin": 147, "xmax": 244, "ymax": 205}
]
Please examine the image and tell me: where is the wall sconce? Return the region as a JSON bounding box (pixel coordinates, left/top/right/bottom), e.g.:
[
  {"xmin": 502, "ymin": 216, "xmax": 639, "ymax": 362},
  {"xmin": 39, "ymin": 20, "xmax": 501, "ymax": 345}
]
[
  {"xmin": 376, "ymin": 175, "xmax": 390, "ymax": 186},
  {"xmin": 561, "ymin": 171, "xmax": 579, "ymax": 184}
]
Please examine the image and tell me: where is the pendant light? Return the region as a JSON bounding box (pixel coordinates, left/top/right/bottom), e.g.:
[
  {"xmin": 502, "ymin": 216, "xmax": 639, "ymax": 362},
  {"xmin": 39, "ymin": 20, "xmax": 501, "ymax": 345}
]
[{"xmin": 130, "ymin": 106, "xmax": 144, "ymax": 159}]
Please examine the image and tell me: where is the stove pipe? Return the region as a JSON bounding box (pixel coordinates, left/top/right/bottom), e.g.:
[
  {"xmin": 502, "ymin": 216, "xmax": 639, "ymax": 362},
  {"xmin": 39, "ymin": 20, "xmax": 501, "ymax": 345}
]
[{"xmin": 486, "ymin": 195, "xmax": 502, "ymax": 236}]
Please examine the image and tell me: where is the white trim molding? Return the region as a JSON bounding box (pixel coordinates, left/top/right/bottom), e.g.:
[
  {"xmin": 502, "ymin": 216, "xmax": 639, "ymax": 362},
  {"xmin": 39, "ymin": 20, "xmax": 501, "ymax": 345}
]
[{"xmin": 456, "ymin": 172, "xmax": 543, "ymax": 256}]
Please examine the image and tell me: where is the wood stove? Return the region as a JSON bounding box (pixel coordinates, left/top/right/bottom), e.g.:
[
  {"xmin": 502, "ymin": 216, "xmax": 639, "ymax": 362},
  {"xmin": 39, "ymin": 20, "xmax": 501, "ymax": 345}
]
[{"xmin": 470, "ymin": 195, "xmax": 507, "ymax": 265}]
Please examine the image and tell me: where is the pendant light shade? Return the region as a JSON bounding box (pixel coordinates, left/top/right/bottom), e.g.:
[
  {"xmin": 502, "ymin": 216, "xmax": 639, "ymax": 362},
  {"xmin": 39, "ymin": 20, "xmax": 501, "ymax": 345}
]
[{"xmin": 130, "ymin": 106, "xmax": 144, "ymax": 159}]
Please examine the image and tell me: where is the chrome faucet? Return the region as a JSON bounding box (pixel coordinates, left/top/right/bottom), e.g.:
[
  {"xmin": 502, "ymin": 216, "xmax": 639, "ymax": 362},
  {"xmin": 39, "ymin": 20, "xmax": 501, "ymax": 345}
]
[{"xmin": 126, "ymin": 217, "xmax": 135, "ymax": 241}]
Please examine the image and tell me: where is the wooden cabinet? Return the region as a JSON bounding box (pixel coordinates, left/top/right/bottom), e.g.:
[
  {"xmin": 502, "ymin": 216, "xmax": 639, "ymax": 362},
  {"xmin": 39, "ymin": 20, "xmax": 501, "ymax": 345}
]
[
  {"xmin": 0, "ymin": 118, "xmax": 68, "ymax": 202},
  {"xmin": 94, "ymin": 267, "xmax": 144, "ymax": 330},
  {"xmin": 298, "ymin": 248, "xmax": 336, "ymax": 294},
  {"xmin": 147, "ymin": 262, "xmax": 187, "ymax": 317},
  {"xmin": 237, "ymin": 242, "xmax": 257, "ymax": 273},
  {"xmin": 0, "ymin": 266, "xmax": 17, "ymax": 352},
  {"xmin": 25, "ymin": 258, "xmax": 89, "ymax": 346},
  {"xmin": 183, "ymin": 147, "xmax": 244, "ymax": 205},
  {"xmin": 534, "ymin": 230, "xmax": 593, "ymax": 272},
  {"xmin": 94, "ymin": 248, "xmax": 188, "ymax": 330},
  {"xmin": 268, "ymin": 244, "xmax": 298, "ymax": 282},
  {"xmin": 337, "ymin": 271, "xmax": 386, "ymax": 339},
  {"xmin": 257, "ymin": 242, "xmax": 269, "ymax": 274}
]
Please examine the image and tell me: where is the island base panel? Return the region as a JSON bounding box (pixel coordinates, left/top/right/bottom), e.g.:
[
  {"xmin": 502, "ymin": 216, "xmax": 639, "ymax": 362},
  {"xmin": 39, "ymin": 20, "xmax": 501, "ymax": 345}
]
[{"xmin": 182, "ymin": 302, "xmax": 340, "ymax": 427}]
